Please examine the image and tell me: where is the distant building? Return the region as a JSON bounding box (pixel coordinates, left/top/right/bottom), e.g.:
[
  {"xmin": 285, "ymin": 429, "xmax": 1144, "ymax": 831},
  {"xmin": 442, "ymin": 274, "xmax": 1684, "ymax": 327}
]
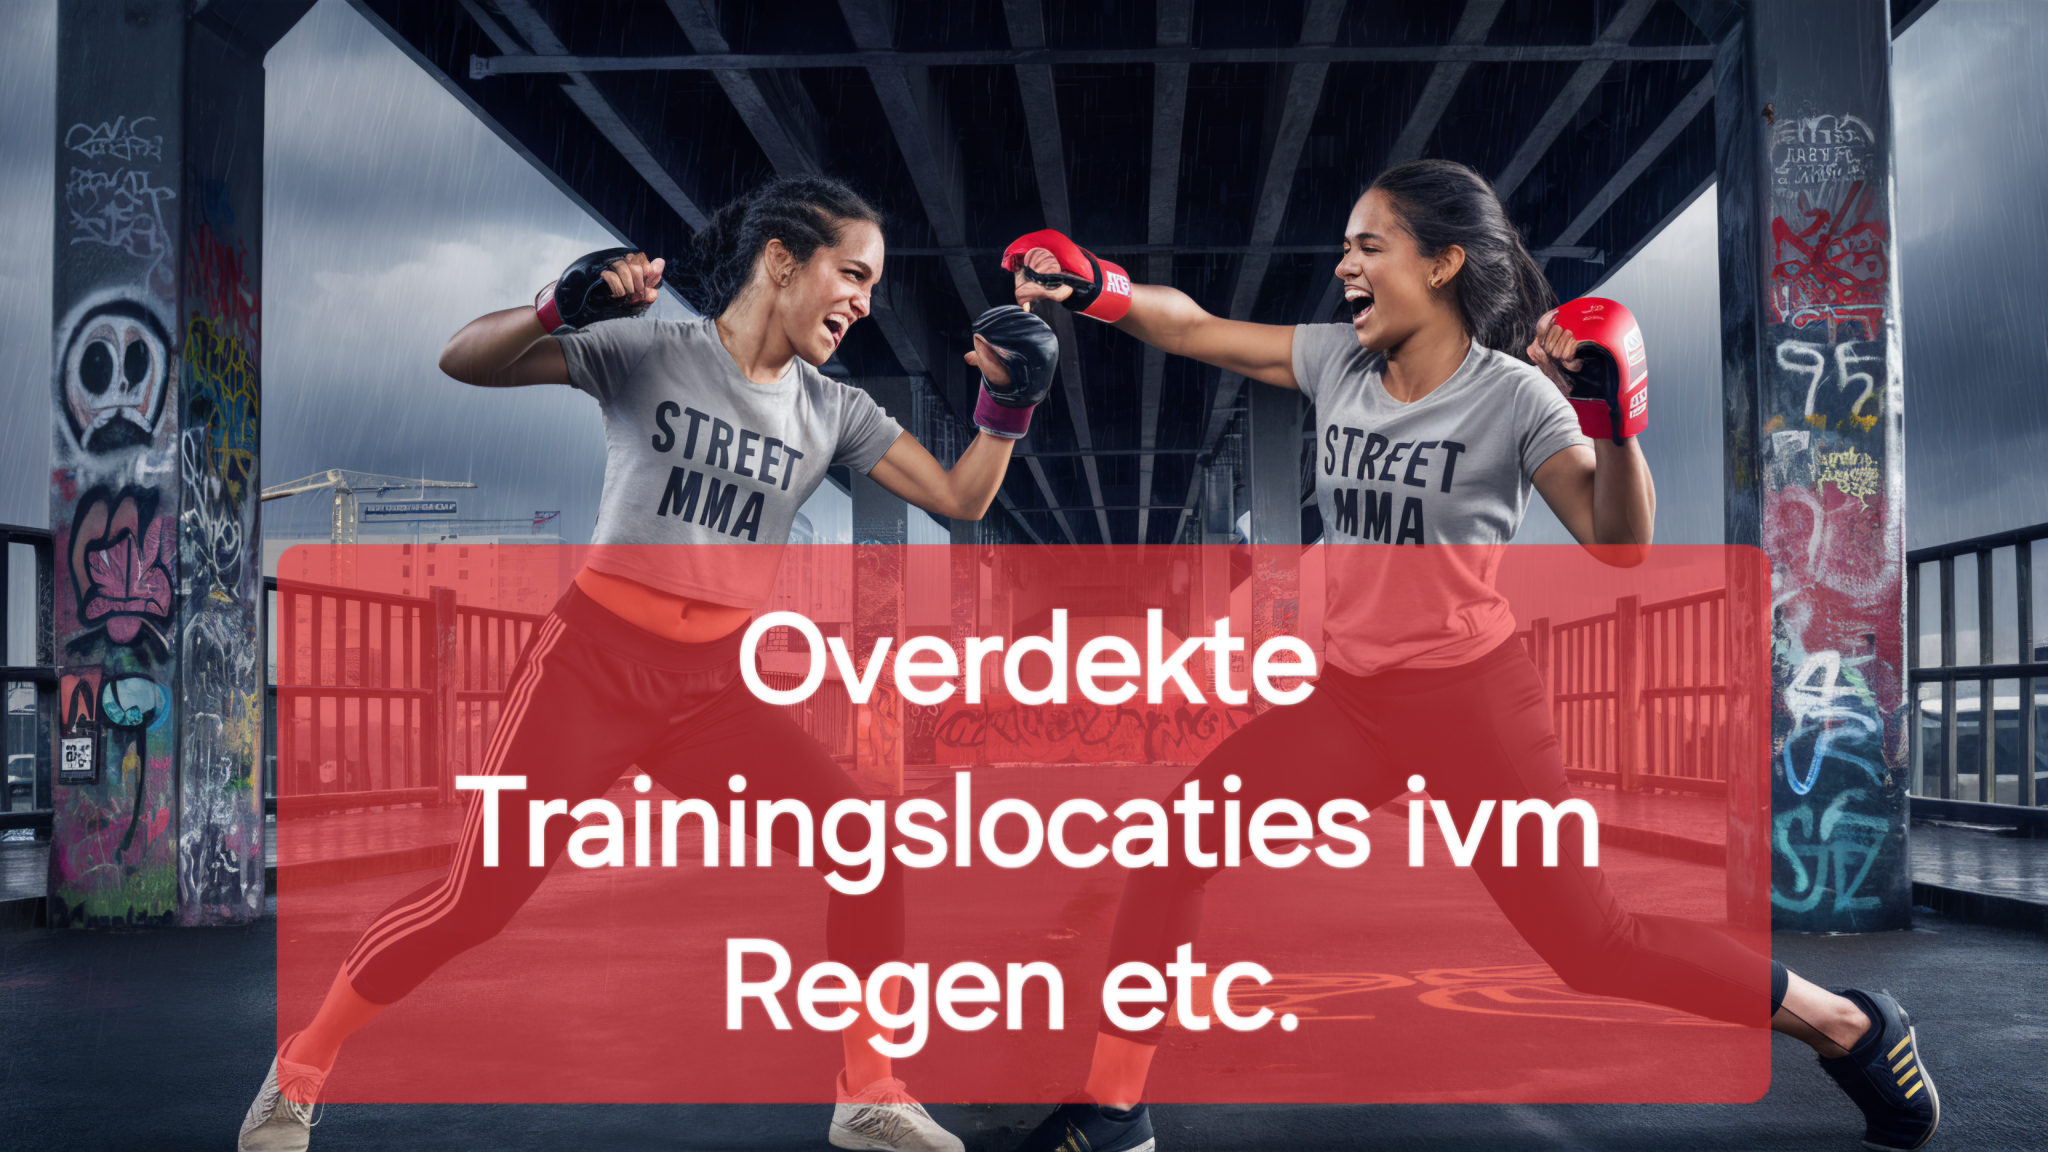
[{"xmin": 265, "ymin": 533, "xmax": 570, "ymax": 615}]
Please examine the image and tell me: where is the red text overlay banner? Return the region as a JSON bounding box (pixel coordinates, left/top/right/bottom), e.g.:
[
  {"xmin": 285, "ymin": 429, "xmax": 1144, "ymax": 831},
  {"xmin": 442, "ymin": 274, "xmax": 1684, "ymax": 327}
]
[{"xmin": 275, "ymin": 544, "xmax": 1771, "ymax": 1104}]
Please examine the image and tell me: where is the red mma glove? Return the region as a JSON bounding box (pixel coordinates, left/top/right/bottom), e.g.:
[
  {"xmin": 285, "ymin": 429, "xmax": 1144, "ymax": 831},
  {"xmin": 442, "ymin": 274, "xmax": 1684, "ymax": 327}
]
[
  {"xmin": 1548, "ymin": 297, "xmax": 1648, "ymax": 444},
  {"xmin": 1002, "ymin": 229, "xmax": 1133, "ymax": 323}
]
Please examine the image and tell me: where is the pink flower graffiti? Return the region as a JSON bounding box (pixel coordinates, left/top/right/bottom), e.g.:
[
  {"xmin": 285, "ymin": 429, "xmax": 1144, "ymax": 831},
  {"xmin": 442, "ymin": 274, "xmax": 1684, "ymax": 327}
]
[{"xmin": 70, "ymin": 488, "xmax": 174, "ymax": 647}]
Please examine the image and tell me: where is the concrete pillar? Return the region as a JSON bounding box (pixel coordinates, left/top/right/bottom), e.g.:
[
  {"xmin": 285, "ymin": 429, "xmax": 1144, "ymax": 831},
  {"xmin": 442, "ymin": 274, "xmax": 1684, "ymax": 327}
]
[
  {"xmin": 48, "ymin": 0, "xmax": 309, "ymax": 927},
  {"xmin": 1197, "ymin": 460, "xmax": 1234, "ymax": 643},
  {"xmin": 1713, "ymin": 0, "xmax": 1910, "ymax": 930},
  {"xmin": 948, "ymin": 514, "xmax": 977, "ymax": 640},
  {"xmin": 1245, "ymin": 385, "xmax": 1303, "ymax": 707},
  {"xmin": 851, "ymin": 378, "xmax": 915, "ymax": 796}
]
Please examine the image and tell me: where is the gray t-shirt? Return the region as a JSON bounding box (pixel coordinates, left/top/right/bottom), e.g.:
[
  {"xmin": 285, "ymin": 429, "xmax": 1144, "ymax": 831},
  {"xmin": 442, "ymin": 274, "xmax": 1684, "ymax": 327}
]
[
  {"xmin": 556, "ymin": 315, "xmax": 904, "ymax": 606},
  {"xmin": 1292, "ymin": 323, "xmax": 1589, "ymax": 674}
]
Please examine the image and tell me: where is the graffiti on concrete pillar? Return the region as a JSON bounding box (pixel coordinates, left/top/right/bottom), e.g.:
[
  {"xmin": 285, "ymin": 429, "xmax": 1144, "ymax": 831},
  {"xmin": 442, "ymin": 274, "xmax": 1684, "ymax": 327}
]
[
  {"xmin": 1760, "ymin": 107, "xmax": 1907, "ymax": 930},
  {"xmin": 49, "ymin": 97, "xmax": 183, "ymax": 925},
  {"xmin": 176, "ymin": 191, "xmax": 266, "ymax": 921},
  {"xmin": 64, "ymin": 114, "xmax": 176, "ymax": 300},
  {"xmin": 1771, "ymin": 788, "xmax": 1887, "ymax": 914},
  {"xmin": 50, "ymin": 334, "xmax": 182, "ymax": 925}
]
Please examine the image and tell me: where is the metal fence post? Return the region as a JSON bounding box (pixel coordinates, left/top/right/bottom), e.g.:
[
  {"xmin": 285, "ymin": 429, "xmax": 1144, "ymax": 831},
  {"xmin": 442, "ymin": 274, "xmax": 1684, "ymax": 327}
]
[
  {"xmin": 1975, "ymin": 549, "xmax": 1992, "ymax": 801},
  {"xmin": 1907, "ymin": 561, "xmax": 1921, "ymax": 794},
  {"xmin": 1725, "ymin": 548, "xmax": 1772, "ymax": 930},
  {"xmin": 1940, "ymin": 556, "xmax": 1956, "ymax": 800},
  {"xmin": 2019, "ymin": 541, "xmax": 2037, "ymax": 808},
  {"xmin": 430, "ymin": 587, "xmax": 458, "ymax": 807},
  {"xmin": 1616, "ymin": 595, "xmax": 1641, "ymax": 793}
]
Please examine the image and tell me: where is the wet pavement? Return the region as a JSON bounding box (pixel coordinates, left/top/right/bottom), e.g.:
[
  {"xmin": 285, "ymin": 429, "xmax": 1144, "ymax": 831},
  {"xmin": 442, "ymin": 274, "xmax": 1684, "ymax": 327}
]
[
  {"xmin": 3, "ymin": 892, "xmax": 2044, "ymax": 1150},
  {"xmin": 5, "ymin": 788, "xmax": 2046, "ymax": 1149},
  {"xmin": 1911, "ymin": 821, "xmax": 2048, "ymax": 905}
]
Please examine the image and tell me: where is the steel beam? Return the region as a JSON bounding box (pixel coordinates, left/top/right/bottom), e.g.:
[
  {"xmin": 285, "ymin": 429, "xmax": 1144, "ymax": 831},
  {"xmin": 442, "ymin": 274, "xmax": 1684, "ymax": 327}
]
[
  {"xmin": 1491, "ymin": 0, "xmax": 1657, "ymax": 204},
  {"xmin": 836, "ymin": 0, "xmax": 986, "ymax": 318},
  {"xmin": 1003, "ymin": 0, "xmax": 1112, "ymax": 543},
  {"xmin": 490, "ymin": 0, "xmax": 710, "ymax": 229},
  {"xmin": 836, "ymin": 0, "xmax": 1079, "ymax": 543},
  {"xmin": 1136, "ymin": 0, "xmax": 1192, "ymax": 543},
  {"xmin": 473, "ymin": 44, "xmax": 1718, "ymax": 76},
  {"xmin": 1181, "ymin": 0, "xmax": 1344, "ymax": 526},
  {"xmin": 1301, "ymin": 0, "xmax": 1504, "ymax": 325},
  {"xmin": 1539, "ymin": 74, "xmax": 1714, "ymax": 272},
  {"xmin": 662, "ymin": 0, "xmax": 825, "ymax": 177}
]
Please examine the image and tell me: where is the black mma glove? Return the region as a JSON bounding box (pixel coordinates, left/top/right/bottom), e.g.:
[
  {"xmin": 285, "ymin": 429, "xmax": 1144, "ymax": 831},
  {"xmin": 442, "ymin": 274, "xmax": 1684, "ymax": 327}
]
[
  {"xmin": 535, "ymin": 247, "xmax": 656, "ymax": 333},
  {"xmin": 970, "ymin": 305, "xmax": 1059, "ymax": 439}
]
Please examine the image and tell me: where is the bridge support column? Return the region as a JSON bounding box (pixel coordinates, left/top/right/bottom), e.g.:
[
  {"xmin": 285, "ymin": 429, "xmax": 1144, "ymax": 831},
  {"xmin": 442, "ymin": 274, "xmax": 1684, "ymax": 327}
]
[
  {"xmin": 850, "ymin": 378, "xmax": 915, "ymax": 795},
  {"xmin": 1245, "ymin": 384, "xmax": 1304, "ymax": 707},
  {"xmin": 48, "ymin": 0, "xmax": 309, "ymax": 926},
  {"xmin": 1713, "ymin": 0, "xmax": 1911, "ymax": 930}
]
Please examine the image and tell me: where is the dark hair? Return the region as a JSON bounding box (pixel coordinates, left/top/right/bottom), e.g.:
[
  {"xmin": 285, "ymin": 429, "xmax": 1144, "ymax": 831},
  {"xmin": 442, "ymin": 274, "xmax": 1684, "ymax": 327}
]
[
  {"xmin": 678, "ymin": 176, "xmax": 883, "ymax": 317},
  {"xmin": 1367, "ymin": 159, "xmax": 1556, "ymax": 359}
]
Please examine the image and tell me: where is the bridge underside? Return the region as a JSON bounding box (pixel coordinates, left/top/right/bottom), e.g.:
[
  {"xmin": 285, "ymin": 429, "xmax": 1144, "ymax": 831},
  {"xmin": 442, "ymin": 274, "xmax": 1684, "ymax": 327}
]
[{"xmin": 351, "ymin": 0, "xmax": 1874, "ymax": 546}]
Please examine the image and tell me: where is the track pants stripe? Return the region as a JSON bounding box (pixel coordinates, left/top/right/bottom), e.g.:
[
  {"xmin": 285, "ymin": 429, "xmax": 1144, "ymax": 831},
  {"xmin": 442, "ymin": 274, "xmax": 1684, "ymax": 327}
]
[{"xmin": 342, "ymin": 615, "xmax": 569, "ymax": 985}]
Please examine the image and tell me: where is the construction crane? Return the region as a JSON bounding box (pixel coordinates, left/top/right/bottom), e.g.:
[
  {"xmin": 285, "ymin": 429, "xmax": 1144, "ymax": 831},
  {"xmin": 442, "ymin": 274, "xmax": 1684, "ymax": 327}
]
[{"xmin": 260, "ymin": 470, "xmax": 477, "ymax": 545}]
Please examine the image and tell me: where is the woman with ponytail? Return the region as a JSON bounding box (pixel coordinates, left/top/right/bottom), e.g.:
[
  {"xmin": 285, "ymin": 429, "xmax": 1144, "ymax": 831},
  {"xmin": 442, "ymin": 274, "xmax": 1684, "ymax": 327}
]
[
  {"xmin": 1003, "ymin": 160, "xmax": 1939, "ymax": 1152},
  {"xmin": 234, "ymin": 176, "xmax": 1056, "ymax": 1152}
]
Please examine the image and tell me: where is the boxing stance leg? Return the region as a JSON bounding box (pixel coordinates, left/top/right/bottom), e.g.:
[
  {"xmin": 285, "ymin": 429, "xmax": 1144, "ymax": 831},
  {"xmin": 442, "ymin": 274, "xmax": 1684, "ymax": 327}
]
[
  {"xmin": 639, "ymin": 685, "xmax": 907, "ymax": 1089},
  {"xmin": 338, "ymin": 609, "xmax": 690, "ymax": 1008}
]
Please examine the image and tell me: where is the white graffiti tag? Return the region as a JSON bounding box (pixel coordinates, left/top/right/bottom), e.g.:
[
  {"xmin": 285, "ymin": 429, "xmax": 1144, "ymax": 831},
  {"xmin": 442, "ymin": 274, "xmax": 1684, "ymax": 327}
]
[
  {"xmin": 67, "ymin": 168, "xmax": 176, "ymax": 259},
  {"xmin": 1771, "ymin": 112, "xmax": 1877, "ymax": 187},
  {"xmin": 1776, "ymin": 339, "xmax": 1883, "ymax": 428},
  {"xmin": 65, "ymin": 115, "xmax": 162, "ymax": 161},
  {"xmin": 66, "ymin": 168, "xmax": 177, "ymax": 293},
  {"xmin": 1772, "ymin": 788, "xmax": 1886, "ymax": 913},
  {"xmin": 1782, "ymin": 650, "xmax": 1884, "ymax": 796}
]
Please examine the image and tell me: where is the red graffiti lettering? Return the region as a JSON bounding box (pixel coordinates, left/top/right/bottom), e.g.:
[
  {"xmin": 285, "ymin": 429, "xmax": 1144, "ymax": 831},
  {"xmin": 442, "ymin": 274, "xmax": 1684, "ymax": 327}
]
[
  {"xmin": 187, "ymin": 224, "xmax": 259, "ymax": 341},
  {"xmin": 1769, "ymin": 182, "xmax": 1889, "ymax": 339}
]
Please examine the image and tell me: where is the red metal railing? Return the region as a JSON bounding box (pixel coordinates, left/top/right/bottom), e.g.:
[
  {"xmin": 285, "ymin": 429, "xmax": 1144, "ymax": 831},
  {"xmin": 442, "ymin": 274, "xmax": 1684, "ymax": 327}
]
[
  {"xmin": 1640, "ymin": 589, "xmax": 1729, "ymax": 789},
  {"xmin": 273, "ymin": 580, "xmax": 441, "ymax": 815},
  {"xmin": 447, "ymin": 602, "xmax": 546, "ymax": 779},
  {"xmin": 1518, "ymin": 587, "xmax": 1729, "ymax": 795}
]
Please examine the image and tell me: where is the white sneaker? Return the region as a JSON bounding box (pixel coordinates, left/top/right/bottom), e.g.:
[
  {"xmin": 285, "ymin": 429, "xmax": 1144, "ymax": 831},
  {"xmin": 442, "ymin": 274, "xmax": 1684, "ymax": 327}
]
[
  {"xmin": 236, "ymin": 1034, "xmax": 327, "ymax": 1151},
  {"xmin": 828, "ymin": 1071, "xmax": 965, "ymax": 1151}
]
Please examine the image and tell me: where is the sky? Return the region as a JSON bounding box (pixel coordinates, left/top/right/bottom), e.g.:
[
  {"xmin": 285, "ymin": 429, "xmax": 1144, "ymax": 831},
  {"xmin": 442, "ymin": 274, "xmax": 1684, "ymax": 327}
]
[{"xmin": 1, "ymin": 0, "xmax": 2043, "ymax": 564}]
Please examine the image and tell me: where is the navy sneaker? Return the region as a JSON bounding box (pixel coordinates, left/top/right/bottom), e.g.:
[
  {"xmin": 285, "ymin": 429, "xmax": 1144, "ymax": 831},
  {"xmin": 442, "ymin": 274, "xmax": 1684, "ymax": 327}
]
[
  {"xmin": 1817, "ymin": 988, "xmax": 1940, "ymax": 1151},
  {"xmin": 1011, "ymin": 1097, "xmax": 1155, "ymax": 1152}
]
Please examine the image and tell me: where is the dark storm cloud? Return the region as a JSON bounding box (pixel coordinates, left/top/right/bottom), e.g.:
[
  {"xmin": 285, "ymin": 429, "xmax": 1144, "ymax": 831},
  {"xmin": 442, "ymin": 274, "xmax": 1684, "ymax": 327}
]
[
  {"xmin": 1893, "ymin": 0, "xmax": 2048, "ymax": 549},
  {"xmin": 256, "ymin": 0, "xmax": 702, "ymax": 546},
  {"xmin": 0, "ymin": 0, "xmax": 55, "ymax": 529},
  {"xmin": 1517, "ymin": 189, "xmax": 1723, "ymax": 546}
]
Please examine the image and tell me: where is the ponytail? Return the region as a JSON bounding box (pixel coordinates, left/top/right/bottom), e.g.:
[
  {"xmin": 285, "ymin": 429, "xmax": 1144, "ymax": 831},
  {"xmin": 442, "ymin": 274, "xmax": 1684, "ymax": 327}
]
[
  {"xmin": 1367, "ymin": 160, "xmax": 1557, "ymax": 360},
  {"xmin": 674, "ymin": 176, "xmax": 883, "ymax": 317}
]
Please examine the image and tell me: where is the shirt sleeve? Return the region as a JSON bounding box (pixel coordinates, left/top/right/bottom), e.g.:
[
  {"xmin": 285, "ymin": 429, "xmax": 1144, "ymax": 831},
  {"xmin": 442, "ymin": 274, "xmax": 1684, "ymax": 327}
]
[
  {"xmin": 554, "ymin": 317, "xmax": 663, "ymax": 403},
  {"xmin": 831, "ymin": 384, "xmax": 907, "ymax": 474},
  {"xmin": 1289, "ymin": 323, "xmax": 1368, "ymax": 403},
  {"xmin": 1518, "ymin": 366, "xmax": 1594, "ymax": 481}
]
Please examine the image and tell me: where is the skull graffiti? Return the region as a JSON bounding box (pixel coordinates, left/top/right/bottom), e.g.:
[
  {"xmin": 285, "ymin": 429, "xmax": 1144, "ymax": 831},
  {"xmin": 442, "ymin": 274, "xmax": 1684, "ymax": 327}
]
[{"xmin": 61, "ymin": 300, "xmax": 170, "ymax": 454}]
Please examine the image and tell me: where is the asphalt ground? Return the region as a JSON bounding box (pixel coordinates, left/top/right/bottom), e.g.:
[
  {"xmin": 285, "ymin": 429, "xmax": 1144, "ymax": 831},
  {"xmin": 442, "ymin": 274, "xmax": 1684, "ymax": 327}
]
[{"xmin": 3, "ymin": 892, "xmax": 2044, "ymax": 1151}]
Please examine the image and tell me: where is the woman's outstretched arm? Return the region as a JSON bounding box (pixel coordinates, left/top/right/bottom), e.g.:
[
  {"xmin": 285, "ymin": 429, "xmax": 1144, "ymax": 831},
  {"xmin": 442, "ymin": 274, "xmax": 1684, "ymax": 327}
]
[{"xmin": 1012, "ymin": 247, "xmax": 1301, "ymax": 389}]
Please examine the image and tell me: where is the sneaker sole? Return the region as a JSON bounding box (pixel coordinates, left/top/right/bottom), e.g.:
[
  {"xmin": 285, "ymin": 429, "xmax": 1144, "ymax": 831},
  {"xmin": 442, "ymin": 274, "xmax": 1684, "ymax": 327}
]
[
  {"xmin": 1859, "ymin": 1020, "xmax": 1939, "ymax": 1152},
  {"xmin": 827, "ymin": 1126, "xmax": 967, "ymax": 1152}
]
